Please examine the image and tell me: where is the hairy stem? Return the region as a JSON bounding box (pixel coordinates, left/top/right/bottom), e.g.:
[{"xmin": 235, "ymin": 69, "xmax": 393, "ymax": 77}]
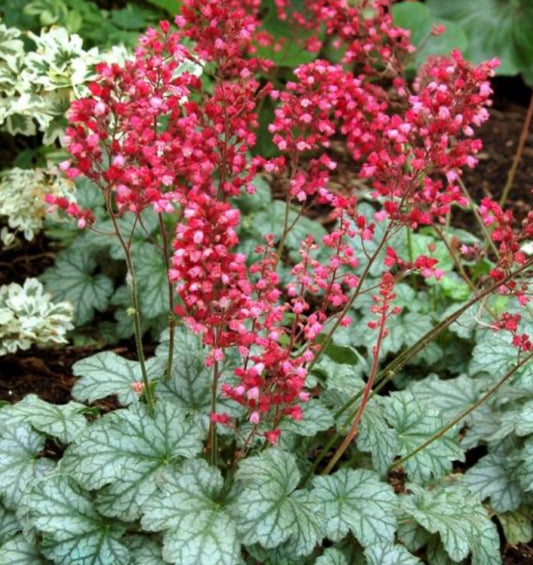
[{"xmin": 389, "ymin": 352, "xmax": 533, "ymax": 472}]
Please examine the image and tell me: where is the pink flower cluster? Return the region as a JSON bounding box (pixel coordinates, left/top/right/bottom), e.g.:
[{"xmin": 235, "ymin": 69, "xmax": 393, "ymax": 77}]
[{"xmin": 54, "ymin": 0, "xmax": 525, "ymax": 445}]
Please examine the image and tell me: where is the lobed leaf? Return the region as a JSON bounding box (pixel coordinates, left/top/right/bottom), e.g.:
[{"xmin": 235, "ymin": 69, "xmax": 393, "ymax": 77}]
[
  {"xmin": 312, "ymin": 468, "xmax": 398, "ymax": 547},
  {"xmin": 27, "ymin": 475, "xmax": 129, "ymax": 565},
  {"xmin": 61, "ymin": 402, "xmax": 203, "ymax": 521},
  {"xmin": 0, "ymin": 395, "xmax": 87, "ymax": 444},
  {"xmin": 142, "ymin": 460, "xmax": 240, "ymax": 565}
]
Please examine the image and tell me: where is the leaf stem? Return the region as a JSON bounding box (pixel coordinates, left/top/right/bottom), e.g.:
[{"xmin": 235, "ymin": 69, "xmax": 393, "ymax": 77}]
[{"xmin": 389, "ymin": 351, "xmax": 533, "ymax": 473}]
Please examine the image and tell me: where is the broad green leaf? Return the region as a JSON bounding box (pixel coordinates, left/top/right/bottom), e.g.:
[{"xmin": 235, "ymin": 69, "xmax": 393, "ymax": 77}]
[
  {"xmin": 0, "ymin": 423, "xmax": 54, "ymax": 509},
  {"xmin": 256, "ymin": 0, "xmax": 321, "ymax": 68},
  {"xmin": 142, "ymin": 460, "xmax": 240, "ymax": 565},
  {"xmin": 229, "ymin": 449, "xmax": 322, "ymax": 555},
  {"xmin": 155, "ymin": 327, "xmax": 211, "ymax": 421},
  {"xmin": 233, "ymin": 175, "xmax": 272, "ymax": 213},
  {"xmin": 471, "ymin": 331, "xmax": 533, "ymax": 386},
  {"xmin": 357, "ymin": 399, "xmax": 399, "ymax": 476},
  {"xmin": 427, "ymin": 0, "xmax": 533, "ymax": 76},
  {"xmin": 497, "ymin": 508, "xmax": 533, "ymax": 545},
  {"xmin": 61, "ymin": 402, "xmax": 203, "ymax": 521},
  {"xmin": 41, "ymin": 248, "xmax": 113, "ymax": 326},
  {"xmin": 408, "ymin": 374, "xmax": 481, "ymax": 420},
  {"xmin": 385, "ymin": 392, "xmax": 464, "ymax": 483},
  {"xmin": 126, "ymin": 537, "xmax": 166, "ymax": 565},
  {"xmin": 133, "ymin": 243, "xmax": 169, "ymax": 320},
  {"xmin": 0, "ymin": 536, "xmax": 50, "ymax": 565},
  {"xmin": 72, "ymin": 351, "xmax": 163, "ymax": 405},
  {"xmin": 281, "ymin": 400, "xmax": 334, "ymax": 437},
  {"xmin": 144, "ymin": 0, "xmax": 180, "ymax": 16},
  {"xmin": 401, "ymin": 485, "xmax": 500, "ymax": 563},
  {"xmin": 470, "ymin": 519, "xmax": 502, "ymax": 565},
  {"xmin": 0, "ymin": 504, "xmax": 19, "ymax": 545},
  {"xmin": 0, "ymin": 395, "xmax": 86, "ymax": 444},
  {"xmin": 27, "ymin": 475, "xmax": 129, "ymax": 565},
  {"xmin": 462, "ymin": 453, "xmax": 522, "ymax": 513},
  {"xmin": 364, "ymin": 543, "xmax": 422, "ymax": 565},
  {"xmin": 312, "ymin": 468, "xmax": 398, "ymax": 547}
]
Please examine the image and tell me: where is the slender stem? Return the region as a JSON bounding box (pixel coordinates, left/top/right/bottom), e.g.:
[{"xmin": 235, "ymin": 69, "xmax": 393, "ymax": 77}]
[
  {"xmin": 275, "ymin": 194, "xmax": 293, "ymax": 266},
  {"xmin": 307, "ymin": 223, "xmax": 395, "ymax": 373},
  {"xmin": 500, "ymin": 91, "xmax": 533, "ymax": 207},
  {"xmin": 300, "ymin": 257, "xmax": 533, "ymax": 486},
  {"xmin": 322, "ymin": 315, "xmax": 388, "ymax": 475},
  {"xmin": 389, "ymin": 352, "xmax": 533, "ymax": 472},
  {"xmin": 158, "ymin": 213, "xmax": 175, "ymax": 380},
  {"xmin": 105, "ymin": 198, "xmax": 155, "ymax": 414},
  {"xmin": 457, "ymin": 178, "xmax": 500, "ymax": 258},
  {"xmin": 335, "ymin": 256, "xmax": 533, "ymax": 420},
  {"xmin": 209, "ymin": 358, "xmax": 220, "ymax": 466}
]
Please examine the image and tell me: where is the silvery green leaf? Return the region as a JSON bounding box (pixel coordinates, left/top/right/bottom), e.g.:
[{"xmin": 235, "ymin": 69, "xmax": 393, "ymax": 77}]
[
  {"xmin": 470, "ymin": 331, "xmax": 533, "ymax": 386},
  {"xmin": 470, "ymin": 519, "xmax": 501, "ymax": 565},
  {"xmin": 462, "ymin": 453, "xmax": 522, "ymax": 513},
  {"xmin": 364, "ymin": 543, "xmax": 422, "ymax": 565},
  {"xmin": 311, "ymin": 468, "xmax": 398, "ymax": 546},
  {"xmin": 229, "ymin": 449, "xmax": 322, "ymax": 555},
  {"xmin": 155, "ymin": 327, "xmax": 211, "ymax": 422},
  {"xmin": 516, "ymin": 400, "xmax": 533, "ymax": 436},
  {"xmin": 0, "ymin": 504, "xmax": 19, "ymax": 544},
  {"xmin": 408, "ymin": 374, "xmax": 481, "ymax": 420},
  {"xmin": 281, "ymin": 401, "xmax": 334, "ymax": 437},
  {"xmin": 61, "ymin": 402, "xmax": 202, "ymax": 521},
  {"xmin": 27, "ymin": 475, "xmax": 129, "ymax": 565},
  {"xmin": 72, "ymin": 351, "xmax": 163, "ymax": 405},
  {"xmin": 41, "ymin": 248, "xmax": 113, "ymax": 326},
  {"xmin": 397, "ymin": 517, "xmax": 430, "ymax": 553},
  {"xmin": 357, "ymin": 399, "xmax": 399, "ymax": 475},
  {"xmin": 126, "ymin": 537, "xmax": 166, "ymax": 565},
  {"xmin": 0, "ymin": 395, "xmax": 86, "ymax": 443},
  {"xmin": 401, "ymin": 485, "xmax": 500, "ymax": 563},
  {"xmin": 142, "ymin": 460, "xmax": 240, "ymax": 565},
  {"xmin": 439, "ymin": 303, "xmax": 477, "ymax": 340},
  {"xmin": 0, "ymin": 535, "xmax": 49, "ymax": 565},
  {"xmin": 0, "ymin": 422, "xmax": 54, "ymax": 509},
  {"xmin": 497, "ymin": 508, "xmax": 533, "ymax": 545},
  {"xmin": 385, "ymin": 392, "xmax": 464, "ymax": 482}
]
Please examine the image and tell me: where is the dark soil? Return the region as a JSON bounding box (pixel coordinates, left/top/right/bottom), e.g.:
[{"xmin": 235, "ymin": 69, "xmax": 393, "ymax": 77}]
[{"xmin": 462, "ymin": 77, "xmax": 533, "ymax": 221}]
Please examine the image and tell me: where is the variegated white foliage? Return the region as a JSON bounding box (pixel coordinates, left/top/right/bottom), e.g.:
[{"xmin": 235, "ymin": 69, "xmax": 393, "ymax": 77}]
[
  {"xmin": 0, "ymin": 167, "xmax": 75, "ymax": 245},
  {"xmin": 0, "ymin": 277, "xmax": 73, "ymax": 355},
  {"xmin": 0, "ymin": 21, "xmax": 130, "ymax": 143}
]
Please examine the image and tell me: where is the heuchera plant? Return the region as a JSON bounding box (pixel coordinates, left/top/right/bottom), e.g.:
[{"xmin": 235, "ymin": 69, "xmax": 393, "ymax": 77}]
[{"xmin": 2, "ymin": 1, "xmax": 533, "ymax": 564}]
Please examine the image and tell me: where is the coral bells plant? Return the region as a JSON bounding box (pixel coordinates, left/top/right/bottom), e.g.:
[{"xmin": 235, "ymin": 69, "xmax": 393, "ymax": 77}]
[{"xmin": 3, "ymin": 1, "xmax": 533, "ymax": 564}]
